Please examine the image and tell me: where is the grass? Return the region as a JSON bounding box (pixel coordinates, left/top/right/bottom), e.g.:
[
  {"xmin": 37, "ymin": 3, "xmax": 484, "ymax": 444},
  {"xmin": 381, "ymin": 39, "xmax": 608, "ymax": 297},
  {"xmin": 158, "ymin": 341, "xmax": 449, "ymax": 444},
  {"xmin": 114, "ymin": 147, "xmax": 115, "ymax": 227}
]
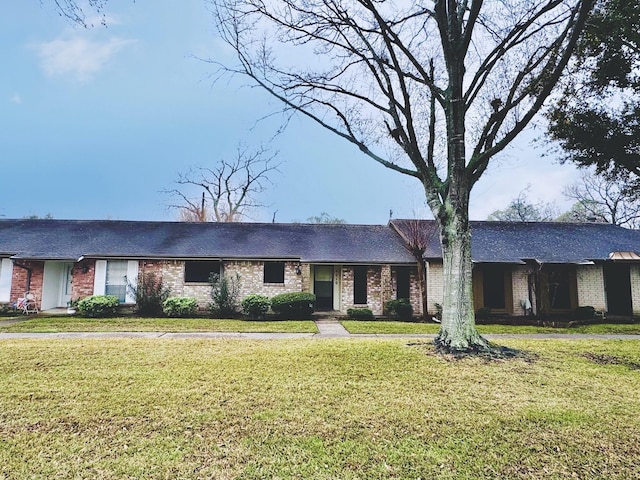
[
  {"xmin": 342, "ymin": 320, "xmax": 640, "ymax": 335},
  {"xmin": 0, "ymin": 316, "xmax": 317, "ymax": 333},
  {"xmin": 1, "ymin": 338, "xmax": 639, "ymax": 478}
]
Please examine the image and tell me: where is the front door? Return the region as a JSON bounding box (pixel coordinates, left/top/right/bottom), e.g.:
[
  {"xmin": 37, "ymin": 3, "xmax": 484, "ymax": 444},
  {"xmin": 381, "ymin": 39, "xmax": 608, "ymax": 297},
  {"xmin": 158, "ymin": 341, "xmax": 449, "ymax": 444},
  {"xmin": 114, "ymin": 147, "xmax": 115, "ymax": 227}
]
[
  {"xmin": 314, "ymin": 265, "xmax": 334, "ymax": 310},
  {"xmin": 60, "ymin": 263, "xmax": 73, "ymax": 307},
  {"xmin": 604, "ymin": 263, "xmax": 632, "ymax": 316}
]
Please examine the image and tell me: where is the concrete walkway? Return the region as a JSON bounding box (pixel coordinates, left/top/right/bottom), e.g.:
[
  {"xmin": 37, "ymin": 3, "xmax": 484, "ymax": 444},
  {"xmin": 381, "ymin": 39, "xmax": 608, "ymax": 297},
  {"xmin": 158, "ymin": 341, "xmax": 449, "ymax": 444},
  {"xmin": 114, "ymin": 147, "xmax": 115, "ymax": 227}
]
[
  {"xmin": 1, "ymin": 316, "xmax": 640, "ymax": 340},
  {"xmin": 314, "ymin": 317, "xmax": 350, "ymax": 337}
]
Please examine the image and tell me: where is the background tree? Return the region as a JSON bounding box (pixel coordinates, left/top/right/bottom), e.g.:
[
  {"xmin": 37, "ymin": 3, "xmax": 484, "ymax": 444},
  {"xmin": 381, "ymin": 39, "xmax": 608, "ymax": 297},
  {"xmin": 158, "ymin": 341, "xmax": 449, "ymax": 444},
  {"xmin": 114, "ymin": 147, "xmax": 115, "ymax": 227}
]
[
  {"xmin": 391, "ymin": 219, "xmax": 439, "ymax": 321},
  {"xmin": 210, "ymin": 0, "xmax": 594, "ymax": 352},
  {"xmin": 487, "ymin": 187, "xmax": 558, "ymax": 222},
  {"xmin": 165, "ymin": 145, "xmax": 280, "ymax": 222},
  {"xmin": 560, "ymin": 169, "xmax": 640, "ymax": 228},
  {"xmin": 305, "ymin": 213, "xmax": 346, "ymax": 224},
  {"xmin": 48, "ymin": 0, "xmax": 109, "ymax": 26},
  {"xmin": 547, "ymin": 0, "xmax": 640, "ymax": 191}
]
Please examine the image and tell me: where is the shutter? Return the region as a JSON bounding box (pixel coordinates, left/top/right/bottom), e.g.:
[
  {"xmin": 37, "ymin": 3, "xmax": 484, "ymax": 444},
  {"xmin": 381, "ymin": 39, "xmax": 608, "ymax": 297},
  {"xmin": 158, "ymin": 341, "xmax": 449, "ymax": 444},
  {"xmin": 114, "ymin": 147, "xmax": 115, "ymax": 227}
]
[
  {"xmin": 0, "ymin": 259, "xmax": 13, "ymax": 302},
  {"xmin": 125, "ymin": 260, "xmax": 139, "ymax": 304},
  {"xmin": 93, "ymin": 260, "xmax": 107, "ymax": 295}
]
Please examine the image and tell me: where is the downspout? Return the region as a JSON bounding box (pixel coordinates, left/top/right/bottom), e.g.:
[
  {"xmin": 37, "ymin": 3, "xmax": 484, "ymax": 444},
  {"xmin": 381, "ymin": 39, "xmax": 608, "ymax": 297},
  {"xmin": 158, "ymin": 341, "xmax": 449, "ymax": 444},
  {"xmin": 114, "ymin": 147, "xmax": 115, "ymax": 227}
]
[{"xmin": 13, "ymin": 261, "xmax": 32, "ymax": 292}]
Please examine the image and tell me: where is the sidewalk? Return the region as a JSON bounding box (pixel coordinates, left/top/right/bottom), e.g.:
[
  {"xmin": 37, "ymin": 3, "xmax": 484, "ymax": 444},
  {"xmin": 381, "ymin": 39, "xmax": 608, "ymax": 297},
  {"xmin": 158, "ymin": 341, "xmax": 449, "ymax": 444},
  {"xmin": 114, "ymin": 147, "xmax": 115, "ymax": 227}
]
[{"xmin": 2, "ymin": 316, "xmax": 640, "ymax": 340}]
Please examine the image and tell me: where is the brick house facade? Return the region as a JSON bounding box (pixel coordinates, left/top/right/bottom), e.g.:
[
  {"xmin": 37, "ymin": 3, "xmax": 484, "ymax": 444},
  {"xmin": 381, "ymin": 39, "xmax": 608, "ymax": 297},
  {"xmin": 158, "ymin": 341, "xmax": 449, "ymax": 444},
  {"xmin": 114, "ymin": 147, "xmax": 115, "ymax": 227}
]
[{"xmin": 1, "ymin": 219, "xmax": 639, "ymax": 317}]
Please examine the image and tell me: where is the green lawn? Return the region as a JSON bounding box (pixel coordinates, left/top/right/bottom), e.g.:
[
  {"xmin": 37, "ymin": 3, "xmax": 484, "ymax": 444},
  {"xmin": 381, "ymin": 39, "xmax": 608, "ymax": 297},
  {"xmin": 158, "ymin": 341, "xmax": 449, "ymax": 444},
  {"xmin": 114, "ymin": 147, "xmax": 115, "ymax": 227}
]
[
  {"xmin": 1, "ymin": 338, "xmax": 639, "ymax": 478},
  {"xmin": 342, "ymin": 320, "xmax": 640, "ymax": 335},
  {"xmin": 0, "ymin": 317, "xmax": 317, "ymax": 333}
]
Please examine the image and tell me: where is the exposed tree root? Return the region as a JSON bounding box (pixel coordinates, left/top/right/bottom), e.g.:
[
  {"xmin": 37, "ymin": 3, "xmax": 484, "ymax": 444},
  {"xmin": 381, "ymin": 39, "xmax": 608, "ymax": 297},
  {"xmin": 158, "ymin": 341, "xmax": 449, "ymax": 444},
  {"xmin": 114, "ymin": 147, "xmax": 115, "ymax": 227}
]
[{"xmin": 410, "ymin": 339, "xmax": 535, "ymax": 362}]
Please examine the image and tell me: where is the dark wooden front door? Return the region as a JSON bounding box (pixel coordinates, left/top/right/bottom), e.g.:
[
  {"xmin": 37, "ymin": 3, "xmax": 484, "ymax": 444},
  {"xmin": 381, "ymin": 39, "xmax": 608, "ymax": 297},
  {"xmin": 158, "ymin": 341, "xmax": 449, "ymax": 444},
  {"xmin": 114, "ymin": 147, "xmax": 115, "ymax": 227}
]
[
  {"xmin": 604, "ymin": 264, "xmax": 632, "ymax": 316},
  {"xmin": 314, "ymin": 265, "xmax": 334, "ymax": 310}
]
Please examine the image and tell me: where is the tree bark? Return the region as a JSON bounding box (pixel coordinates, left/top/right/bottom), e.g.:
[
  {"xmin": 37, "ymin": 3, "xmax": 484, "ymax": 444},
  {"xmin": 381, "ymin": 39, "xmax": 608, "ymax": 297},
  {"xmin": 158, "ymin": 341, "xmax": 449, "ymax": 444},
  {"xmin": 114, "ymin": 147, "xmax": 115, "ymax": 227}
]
[{"xmin": 434, "ymin": 200, "xmax": 489, "ymax": 352}]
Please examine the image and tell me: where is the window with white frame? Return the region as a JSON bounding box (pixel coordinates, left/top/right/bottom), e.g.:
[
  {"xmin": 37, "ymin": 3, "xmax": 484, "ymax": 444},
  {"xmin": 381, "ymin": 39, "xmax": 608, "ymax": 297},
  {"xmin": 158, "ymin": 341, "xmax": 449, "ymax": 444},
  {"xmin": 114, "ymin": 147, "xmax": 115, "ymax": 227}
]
[{"xmin": 105, "ymin": 260, "xmax": 128, "ymax": 302}]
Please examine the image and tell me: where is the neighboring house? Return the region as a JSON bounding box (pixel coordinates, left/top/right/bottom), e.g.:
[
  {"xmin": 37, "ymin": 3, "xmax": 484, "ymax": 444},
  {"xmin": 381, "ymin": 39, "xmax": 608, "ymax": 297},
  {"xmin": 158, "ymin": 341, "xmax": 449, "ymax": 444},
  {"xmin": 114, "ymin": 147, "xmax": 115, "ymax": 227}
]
[
  {"xmin": 391, "ymin": 220, "xmax": 640, "ymax": 317},
  {"xmin": 0, "ymin": 219, "xmax": 639, "ymax": 317},
  {"xmin": 0, "ymin": 220, "xmax": 417, "ymax": 315}
]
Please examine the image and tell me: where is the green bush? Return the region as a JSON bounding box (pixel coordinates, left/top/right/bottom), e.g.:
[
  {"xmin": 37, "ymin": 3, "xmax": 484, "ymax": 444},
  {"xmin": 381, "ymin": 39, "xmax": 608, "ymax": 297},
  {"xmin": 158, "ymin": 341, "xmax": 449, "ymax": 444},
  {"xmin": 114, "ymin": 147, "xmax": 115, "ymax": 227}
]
[
  {"xmin": 475, "ymin": 307, "xmax": 491, "ymax": 320},
  {"xmin": 77, "ymin": 295, "xmax": 120, "ymax": 318},
  {"xmin": 128, "ymin": 272, "xmax": 171, "ymax": 317},
  {"xmin": 573, "ymin": 306, "xmax": 596, "ymax": 320},
  {"xmin": 270, "ymin": 292, "xmax": 316, "ymax": 319},
  {"xmin": 162, "ymin": 297, "xmax": 198, "ymax": 318},
  {"xmin": 208, "ymin": 273, "xmax": 241, "ymax": 318},
  {"xmin": 241, "ymin": 294, "xmax": 271, "ymax": 319},
  {"xmin": 384, "ymin": 298, "xmax": 413, "ymax": 320},
  {"xmin": 346, "ymin": 307, "xmax": 374, "ymax": 320}
]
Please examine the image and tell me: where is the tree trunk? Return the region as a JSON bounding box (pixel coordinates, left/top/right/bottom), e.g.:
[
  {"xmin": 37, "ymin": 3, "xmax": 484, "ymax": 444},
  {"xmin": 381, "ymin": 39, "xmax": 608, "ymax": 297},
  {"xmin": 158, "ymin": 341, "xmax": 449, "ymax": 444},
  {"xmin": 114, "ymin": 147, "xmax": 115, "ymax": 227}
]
[
  {"xmin": 434, "ymin": 201, "xmax": 489, "ymax": 352},
  {"xmin": 416, "ymin": 259, "xmax": 429, "ymax": 320}
]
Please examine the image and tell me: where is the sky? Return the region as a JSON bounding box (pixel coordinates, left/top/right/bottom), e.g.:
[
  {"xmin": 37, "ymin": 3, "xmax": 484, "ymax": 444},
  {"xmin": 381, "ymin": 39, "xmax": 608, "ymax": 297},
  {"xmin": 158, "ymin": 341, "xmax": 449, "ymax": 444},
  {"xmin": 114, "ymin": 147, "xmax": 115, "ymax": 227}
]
[{"xmin": 0, "ymin": 0, "xmax": 580, "ymax": 224}]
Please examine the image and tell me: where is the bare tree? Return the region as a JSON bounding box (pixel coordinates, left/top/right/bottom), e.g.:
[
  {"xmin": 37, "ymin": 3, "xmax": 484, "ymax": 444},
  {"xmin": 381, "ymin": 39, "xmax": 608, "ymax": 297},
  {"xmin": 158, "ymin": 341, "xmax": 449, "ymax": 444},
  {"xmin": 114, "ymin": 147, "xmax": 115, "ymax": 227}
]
[
  {"xmin": 165, "ymin": 145, "xmax": 280, "ymax": 222},
  {"xmin": 391, "ymin": 219, "xmax": 439, "ymax": 321},
  {"xmin": 487, "ymin": 187, "xmax": 558, "ymax": 222},
  {"xmin": 46, "ymin": 0, "xmax": 109, "ymax": 26},
  {"xmin": 561, "ymin": 169, "xmax": 640, "ymax": 228},
  {"xmin": 209, "ymin": 0, "xmax": 594, "ymax": 352}
]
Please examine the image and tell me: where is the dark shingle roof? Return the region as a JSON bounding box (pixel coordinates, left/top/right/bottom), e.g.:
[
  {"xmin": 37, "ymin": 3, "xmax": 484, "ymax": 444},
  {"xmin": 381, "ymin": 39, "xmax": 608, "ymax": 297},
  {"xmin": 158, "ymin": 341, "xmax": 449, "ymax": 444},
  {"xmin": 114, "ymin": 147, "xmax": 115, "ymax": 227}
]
[
  {"xmin": 0, "ymin": 219, "xmax": 415, "ymax": 264},
  {"xmin": 391, "ymin": 219, "xmax": 640, "ymax": 263}
]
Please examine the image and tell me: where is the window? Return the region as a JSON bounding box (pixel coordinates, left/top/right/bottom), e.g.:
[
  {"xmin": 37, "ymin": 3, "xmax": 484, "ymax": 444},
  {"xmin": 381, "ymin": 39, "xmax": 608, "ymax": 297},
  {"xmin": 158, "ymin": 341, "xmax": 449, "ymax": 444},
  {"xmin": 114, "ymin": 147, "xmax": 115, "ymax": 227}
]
[
  {"xmin": 396, "ymin": 267, "xmax": 410, "ymax": 300},
  {"xmin": 264, "ymin": 261, "xmax": 285, "ymax": 283},
  {"xmin": 548, "ymin": 267, "xmax": 571, "ymax": 310},
  {"xmin": 105, "ymin": 260, "xmax": 128, "ymax": 302},
  {"xmin": 353, "ymin": 266, "xmax": 368, "ymax": 304},
  {"xmin": 184, "ymin": 260, "xmax": 221, "ymax": 283},
  {"xmin": 482, "ymin": 265, "xmax": 506, "ymax": 309}
]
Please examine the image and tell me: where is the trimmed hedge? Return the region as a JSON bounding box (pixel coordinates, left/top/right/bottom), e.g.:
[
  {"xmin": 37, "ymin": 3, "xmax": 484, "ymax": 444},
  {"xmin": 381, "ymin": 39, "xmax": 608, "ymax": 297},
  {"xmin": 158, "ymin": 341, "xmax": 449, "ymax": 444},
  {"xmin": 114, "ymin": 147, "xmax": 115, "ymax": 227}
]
[
  {"xmin": 241, "ymin": 294, "xmax": 271, "ymax": 319},
  {"xmin": 346, "ymin": 307, "xmax": 374, "ymax": 320},
  {"xmin": 162, "ymin": 297, "xmax": 198, "ymax": 318},
  {"xmin": 77, "ymin": 295, "xmax": 120, "ymax": 318},
  {"xmin": 384, "ymin": 298, "xmax": 413, "ymax": 320},
  {"xmin": 270, "ymin": 292, "xmax": 316, "ymax": 319}
]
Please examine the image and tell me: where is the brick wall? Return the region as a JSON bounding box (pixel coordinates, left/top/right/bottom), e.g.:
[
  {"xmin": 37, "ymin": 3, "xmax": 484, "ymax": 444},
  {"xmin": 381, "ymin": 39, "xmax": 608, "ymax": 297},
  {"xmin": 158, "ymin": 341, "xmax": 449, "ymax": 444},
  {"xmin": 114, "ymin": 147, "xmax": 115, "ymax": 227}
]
[
  {"xmin": 511, "ymin": 265, "xmax": 531, "ymax": 316},
  {"xmin": 340, "ymin": 265, "xmax": 393, "ymax": 315},
  {"xmin": 390, "ymin": 266, "xmax": 422, "ymax": 315},
  {"xmin": 631, "ymin": 264, "xmax": 640, "ymax": 316},
  {"xmin": 10, "ymin": 261, "xmax": 44, "ymax": 307},
  {"xmin": 150, "ymin": 260, "xmax": 305, "ymax": 311},
  {"xmin": 426, "ymin": 261, "xmax": 444, "ymax": 314},
  {"xmin": 576, "ymin": 264, "xmax": 607, "ymax": 311},
  {"xmin": 71, "ymin": 260, "xmax": 96, "ymax": 300}
]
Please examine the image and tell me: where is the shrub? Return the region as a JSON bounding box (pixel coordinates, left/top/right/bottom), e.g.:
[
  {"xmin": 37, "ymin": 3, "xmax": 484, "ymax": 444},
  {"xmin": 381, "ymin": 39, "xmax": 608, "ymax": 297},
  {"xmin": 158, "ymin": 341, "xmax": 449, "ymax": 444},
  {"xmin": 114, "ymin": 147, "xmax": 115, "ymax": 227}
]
[
  {"xmin": 573, "ymin": 306, "xmax": 596, "ymax": 320},
  {"xmin": 77, "ymin": 295, "xmax": 119, "ymax": 318},
  {"xmin": 384, "ymin": 298, "xmax": 413, "ymax": 320},
  {"xmin": 162, "ymin": 297, "xmax": 198, "ymax": 318},
  {"xmin": 208, "ymin": 273, "xmax": 241, "ymax": 318},
  {"xmin": 475, "ymin": 307, "xmax": 491, "ymax": 320},
  {"xmin": 241, "ymin": 294, "xmax": 271, "ymax": 319},
  {"xmin": 128, "ymin": 272, "xmax": 171, "ymax": 317},
  {"xmin": 346, "ymin": 307, "xmax": 374, "ymax": 320},
  {"xmin": 270, "ymin": 292, "xmax": 316, "ymax": 319}
]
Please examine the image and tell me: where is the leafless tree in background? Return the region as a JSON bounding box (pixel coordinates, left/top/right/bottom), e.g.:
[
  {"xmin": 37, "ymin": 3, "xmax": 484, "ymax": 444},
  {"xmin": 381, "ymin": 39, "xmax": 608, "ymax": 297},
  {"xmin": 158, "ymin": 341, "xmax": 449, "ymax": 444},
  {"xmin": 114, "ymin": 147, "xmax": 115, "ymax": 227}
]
[{"xmin": 165, "ymin": 145, "xmax": 280, "ymax": 222}]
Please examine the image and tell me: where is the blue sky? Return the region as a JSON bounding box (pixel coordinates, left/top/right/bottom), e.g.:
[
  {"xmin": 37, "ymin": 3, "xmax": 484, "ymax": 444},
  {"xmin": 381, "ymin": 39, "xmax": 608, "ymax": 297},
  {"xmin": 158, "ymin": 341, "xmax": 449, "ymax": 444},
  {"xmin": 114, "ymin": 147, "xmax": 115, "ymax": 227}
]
[{"xmin": 0, "ymin": 0, "xmax": 579, "ymax": 224}]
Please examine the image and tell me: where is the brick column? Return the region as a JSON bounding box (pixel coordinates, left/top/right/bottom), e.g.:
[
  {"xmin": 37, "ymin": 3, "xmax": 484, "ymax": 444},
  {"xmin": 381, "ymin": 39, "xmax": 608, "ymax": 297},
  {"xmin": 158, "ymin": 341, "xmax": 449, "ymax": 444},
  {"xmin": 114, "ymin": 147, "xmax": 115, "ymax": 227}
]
[{"xmin": 380, "ymin": 264, "xmax": 392, "ymax": 310}]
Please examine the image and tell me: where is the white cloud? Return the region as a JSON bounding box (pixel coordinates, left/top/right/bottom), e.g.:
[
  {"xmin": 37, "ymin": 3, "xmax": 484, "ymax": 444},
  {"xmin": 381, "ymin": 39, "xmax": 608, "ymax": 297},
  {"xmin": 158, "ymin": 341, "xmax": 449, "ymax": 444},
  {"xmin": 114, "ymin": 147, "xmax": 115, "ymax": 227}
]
[
  {"xmin": 35, "ymin": 36, "xmax": 135, "ymax": 82},
  {"xmin": 10, "ymin": 93, "xmax": 22, "ymax": 104}
]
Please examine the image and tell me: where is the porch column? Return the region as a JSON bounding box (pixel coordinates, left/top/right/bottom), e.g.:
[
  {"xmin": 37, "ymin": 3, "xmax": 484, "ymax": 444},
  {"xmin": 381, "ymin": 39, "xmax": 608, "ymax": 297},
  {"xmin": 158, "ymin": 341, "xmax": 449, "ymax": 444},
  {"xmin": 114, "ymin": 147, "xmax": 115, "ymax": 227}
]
[
  {"xmin": 381, "ymin": 264, "xmax": 392, "ymax": 307},
  {"xmin": 300, "ymin": 263, "xmax": 311, "ymax": 293}
]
